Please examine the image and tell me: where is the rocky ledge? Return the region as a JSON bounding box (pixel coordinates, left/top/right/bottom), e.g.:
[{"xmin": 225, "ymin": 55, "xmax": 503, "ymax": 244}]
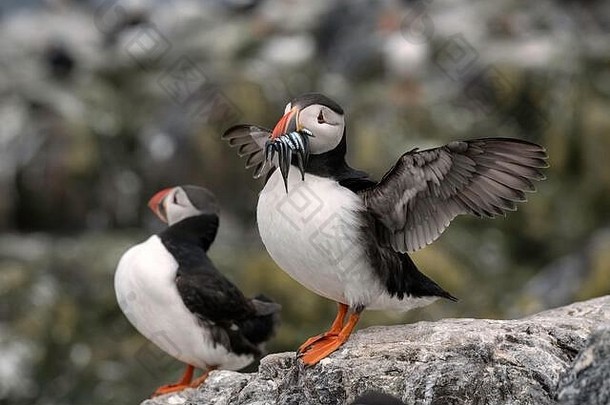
[{"xmin": 144, "ymin": 296, "xmax": 610, "ymax": 405}]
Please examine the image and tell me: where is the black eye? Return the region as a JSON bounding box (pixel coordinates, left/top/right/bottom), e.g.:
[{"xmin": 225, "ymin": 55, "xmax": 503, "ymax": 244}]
[
  {"xmin": 317, "ymin": 110, "xmax": 325, "ymax": 124},
  {"xmin": 173, "ymin": 193, "xmax": 179, "ymax": 204},
  {"xmin": 158, "ymin": 201, "xmax": 167, "ymax": 217}
]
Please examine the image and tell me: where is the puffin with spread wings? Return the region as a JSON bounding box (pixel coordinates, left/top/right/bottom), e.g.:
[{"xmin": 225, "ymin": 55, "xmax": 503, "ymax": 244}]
[{"xmin": 223, "ymin": 93, "xmax": 548, "ymax": 365}]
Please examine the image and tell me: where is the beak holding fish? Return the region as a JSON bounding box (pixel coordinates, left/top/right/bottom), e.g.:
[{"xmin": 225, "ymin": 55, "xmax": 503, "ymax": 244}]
[{"xmin": 263, "ymin": 106, "xmax": 313, "ymax": 192}]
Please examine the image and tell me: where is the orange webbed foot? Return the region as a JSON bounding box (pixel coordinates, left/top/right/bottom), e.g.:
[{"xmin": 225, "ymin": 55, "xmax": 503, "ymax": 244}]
[
  {"xmin": 297, "ymin": 332, "xmax": 338, "ymax": 354},
  {"xmin": 298, "ymin": 311, "xmax": 361, "ymax": 366},
  {"xmin": 152, "ymin": 383, "xmax": 191, "ymax": 397},
  {"xmin": 150, "ymin": 364, "xmax": 194, "ymax": 397},
  {"xmin": 189, "ymin": 366, "xmax": 216, "ymax": 389},
  {"xmin": 297, "ymin": 302, "xmax": 349, "ymax": 355},
  {"xmin": 298, "ymin": 333, "xmax": 348, "ymax": 365}
]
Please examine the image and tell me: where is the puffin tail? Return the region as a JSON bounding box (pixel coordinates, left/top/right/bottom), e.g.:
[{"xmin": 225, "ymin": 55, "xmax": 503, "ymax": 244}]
[
  {"xmin": 240, "ymin": 294, "xmax": 281, "ymax": 346},
  {"xmin": 399, "ymin": 253, "xmax": 458, "ymax": 302}
]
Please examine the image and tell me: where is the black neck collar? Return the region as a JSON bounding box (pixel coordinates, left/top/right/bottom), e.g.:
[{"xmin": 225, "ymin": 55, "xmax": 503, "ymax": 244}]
[
  {"xmin": 305, "ymin": 130, "xmax": 350, "ymax": 179},
  {"xmin": 159, "ymin": 214, "xmax": 219, "ymax": 252}
]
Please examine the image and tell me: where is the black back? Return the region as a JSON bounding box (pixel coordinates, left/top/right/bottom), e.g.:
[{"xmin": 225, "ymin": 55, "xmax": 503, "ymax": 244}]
[{"xmin": 159, "ymin": 215, "xmax": 280, "ymax": 357}]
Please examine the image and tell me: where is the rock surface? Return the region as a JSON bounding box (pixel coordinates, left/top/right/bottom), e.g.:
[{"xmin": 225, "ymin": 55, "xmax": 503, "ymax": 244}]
[
  {"xmin": 557, "ymin": 323, "xmax": 610, "ymax": 405},
  {"xmin": 144, "ymin": 296, "xmax": 610, "ymax": 405}
]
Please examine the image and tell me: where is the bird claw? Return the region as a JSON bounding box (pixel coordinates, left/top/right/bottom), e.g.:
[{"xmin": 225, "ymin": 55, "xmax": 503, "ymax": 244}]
[{"xmin": 264, "ymin": 129, "xmax": 312, "ymax": 192}]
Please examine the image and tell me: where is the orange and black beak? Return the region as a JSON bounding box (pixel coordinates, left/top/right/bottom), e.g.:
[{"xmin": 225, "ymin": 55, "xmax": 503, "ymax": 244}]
[
  {"xmin": 148, "ymin": 187, "xmax": 172, "ymax": 223},
  {"xmin": 271, "ymin": 106, "xmax": 299, "ymax": 140}
]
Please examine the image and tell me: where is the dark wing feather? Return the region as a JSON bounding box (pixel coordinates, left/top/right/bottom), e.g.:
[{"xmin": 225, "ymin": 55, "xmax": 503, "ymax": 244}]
[
  {"xmin": 175, "ymin": 269, "xmax": 254, "ymax": 324},
  {"xmin": 175, "ymin": 268, "xmax": 263, "ymax": 355},
  {"xmin": 222, "ymin": 125, "xmax": 272, "ymax": 178},
  {"xmin": 361, "ymin": 138, "xmax": 548, "ymax": 252},
  {"xmin": 338, "ymin": 174, "xmax": 377, "ymax": 193}
]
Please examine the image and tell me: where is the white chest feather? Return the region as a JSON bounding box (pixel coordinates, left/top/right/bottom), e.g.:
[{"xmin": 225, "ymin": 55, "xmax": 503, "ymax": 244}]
[
  {"xmin": 257, "ymin": 169, "xmax": 384, "ymax": 307},
  {"xmin": 114, "ymin": 236, "xmax": 252, "ymax": 370}
]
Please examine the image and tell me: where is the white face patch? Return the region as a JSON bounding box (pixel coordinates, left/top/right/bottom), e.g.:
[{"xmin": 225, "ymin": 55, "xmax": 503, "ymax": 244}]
[
  {"xmin": 164, "ymin": 188, "xmax": 203, "ymax": 225},
  {"xmin": 297, "ymin": 104, "xmax": 345, "ymax": 154}
]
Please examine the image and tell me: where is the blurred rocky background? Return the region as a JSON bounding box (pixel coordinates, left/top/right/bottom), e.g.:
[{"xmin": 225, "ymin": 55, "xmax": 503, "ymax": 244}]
[{"xmin": 0, "ymin": 0, "xmax": 609, "ymax": 404}]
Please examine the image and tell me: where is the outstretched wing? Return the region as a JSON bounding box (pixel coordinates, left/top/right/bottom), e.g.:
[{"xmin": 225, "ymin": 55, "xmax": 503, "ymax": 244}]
[
  {"xmin": 222, "ymin": 125, "xmax": 272, "ymax": 178},
  {"xmin": 361, "ymin": 138, "xmax": 548, "ymax": 253}
]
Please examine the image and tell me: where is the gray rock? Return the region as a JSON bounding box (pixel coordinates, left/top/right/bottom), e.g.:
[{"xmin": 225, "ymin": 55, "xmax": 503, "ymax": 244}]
[
  {"xmin": 557, "ymin": 323, "xmax": 610, "ymax": 405},
  {"xmin": 144, "ymin": 296, "xmax": 610, "ymax": 405}
]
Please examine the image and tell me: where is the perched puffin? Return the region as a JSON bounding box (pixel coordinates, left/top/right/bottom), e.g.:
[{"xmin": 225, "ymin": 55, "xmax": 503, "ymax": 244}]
[
  {"xmin": 223, "ymin": 93, "xmax": 548, "ymax": 365},
  {"xmin": 114, "ymin": 185, "xmax": 280, "ymax": 396}
]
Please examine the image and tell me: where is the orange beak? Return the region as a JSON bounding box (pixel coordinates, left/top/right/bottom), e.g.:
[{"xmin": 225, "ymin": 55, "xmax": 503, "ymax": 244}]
[
  {"xmin": 147, "ymin": 187, "xmax": 172, "ymax": 223},
  {"xmin": 271, "ymin": 107, "xmax": 299, "ymax": 140}
]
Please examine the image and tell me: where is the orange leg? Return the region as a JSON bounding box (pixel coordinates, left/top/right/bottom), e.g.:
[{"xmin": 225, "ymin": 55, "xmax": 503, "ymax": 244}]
[
  {"xmin": 189, "ymin": 365, "xmax": 217, "ymax": 388},
  {"xmin": 299, "ymin": 310, "xmax": 361, "ymax": 366},
  {"xmin": 298, "ymin": 303, "xmax": 348, "ymax": 353},
  {"xmin": 151, "ymin": 364, "xmax": 195, "ymax": 397}
]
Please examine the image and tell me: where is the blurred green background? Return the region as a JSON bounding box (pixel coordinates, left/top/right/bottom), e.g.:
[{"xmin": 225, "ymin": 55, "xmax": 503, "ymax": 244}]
[{"xmin": 1, "ymin": 0, "xmax": 609, "ymax": 404}]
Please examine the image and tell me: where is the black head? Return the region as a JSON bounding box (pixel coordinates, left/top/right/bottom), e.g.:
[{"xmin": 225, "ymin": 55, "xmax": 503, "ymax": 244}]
[{"xmin": 288, "ymin": 93, "xmax": 344, "ymax": 115}]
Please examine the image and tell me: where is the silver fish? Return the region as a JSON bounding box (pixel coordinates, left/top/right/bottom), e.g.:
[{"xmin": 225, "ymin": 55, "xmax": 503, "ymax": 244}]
[{"xmin": 264, "ymin": 129, "xmax": 313, "ymax": 192}]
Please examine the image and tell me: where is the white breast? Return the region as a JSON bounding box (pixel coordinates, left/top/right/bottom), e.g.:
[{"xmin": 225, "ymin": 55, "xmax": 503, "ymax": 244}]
[
  {"xmin": 257, "ymin": 169, "xmax": 385, "ymax": 308},
  {"xmin": 114, "ymin": 236, "xmax": 252, "ymax": 370},
  {"xmin": 258, "ymin": 169, "xmax": 442, "ymax": 312}
]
